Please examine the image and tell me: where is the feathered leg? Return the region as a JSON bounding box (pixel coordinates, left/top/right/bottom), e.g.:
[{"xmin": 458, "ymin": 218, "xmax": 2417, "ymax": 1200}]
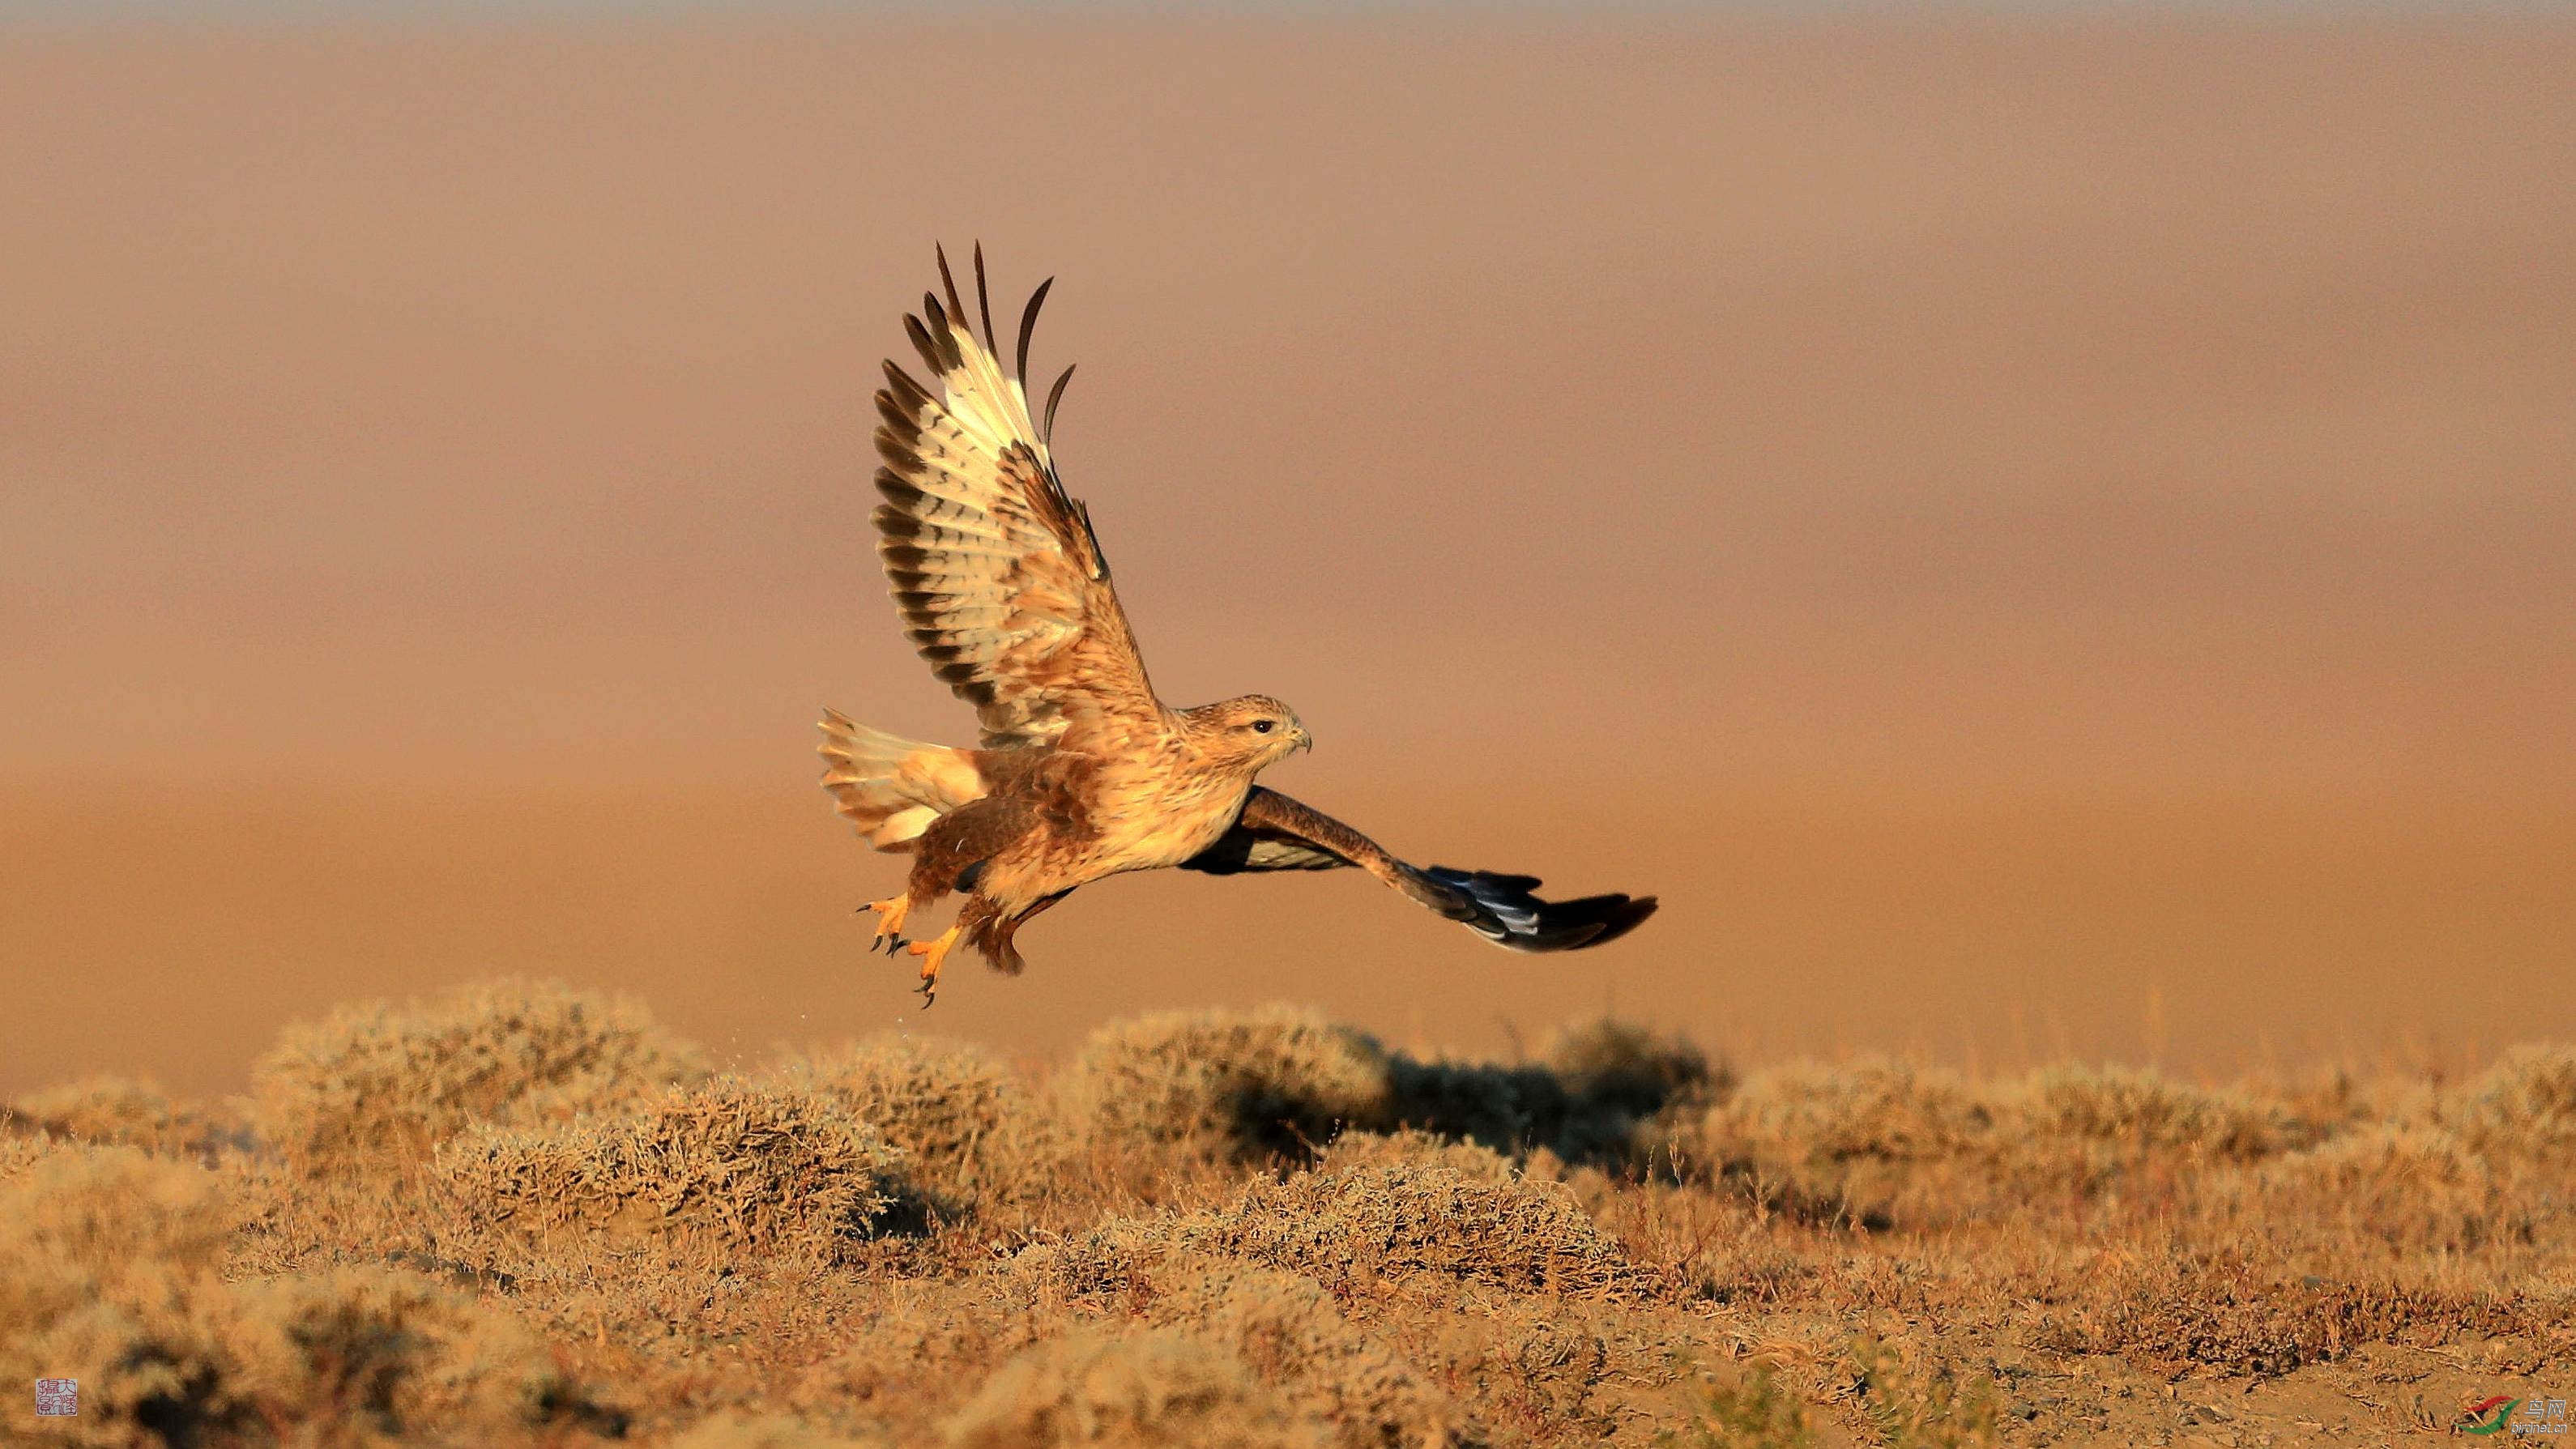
[{"xmin": 969, "ymin": 889, "xmax": 1073, "ymax": 976}]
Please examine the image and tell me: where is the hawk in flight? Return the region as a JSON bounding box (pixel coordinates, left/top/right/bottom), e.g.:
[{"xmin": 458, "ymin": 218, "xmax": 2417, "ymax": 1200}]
[{"xmin": 821, "ymin": 248, "xmax": 1657, "ymax": 1003}]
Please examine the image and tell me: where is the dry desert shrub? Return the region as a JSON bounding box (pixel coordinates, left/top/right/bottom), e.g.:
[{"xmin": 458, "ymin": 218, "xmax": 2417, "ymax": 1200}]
[
  {"xmin": 2004, "ymin": 1063, "xmax": 2297, "ymax": 1160},
  {"xmin": 252, "ymin": 978, "xmax": 708, "ymax": 1172},
  {"xmin": 943, "ymin": 1327, "xmax": 1327, "ymax": 1449},
  {"xmin": 1318, "ymin": 1128, "xmax": 1520, "ymax": 1183},
  {"xmin": 1706, "ymin": 1059, "xmax": 1990, "ymax": 1166},
  {"xmin": 1543, "ymin": 1019, "xmax": 1727, "ymax": 1117},
  {"xmin": 2452, "ymin": 1044, "xmax": 2576, "ymax": 1155},
  {"xmin": 9, "ymin": 1075, "xmax": 203, "ymax": 1157},
  {"xmin": 789, "ymin": 1285, "xmax": 1032, "ymax": 1433},
  {"xmin": 766, "ymin": 1033, "xmax": 1052, "ymax": 1208},
  {"xmin": 999, "ymin": 1239, "xmax": 1456, "ymax": 1447},
  {"xmin": 1678, "ymin": 1059, "xmax": 2320, "ymax": 1221},
  {"xmin": 1848, "ymin": 1338, "xmax": 2000, "ymax": 1449},
  {"xmin": 1685, "ymin": 1058, "xmax": 1994, "ymax": 1225},
  {"xmin": 2233, "ymin": 1124, "xmax": 2533, "ymax": 1254},
  {"xmin": 668, "ymin": 1410, "xmax": 893, "ymax": 1449},
  {"xmin": 432, "ymin": 1079, "xmax": 913, "ymax": 1268},
  {"xmin": 226, "ymin": 1267, "xmax": 620, "ymax": 1439},
  {"xmin": 2033, "ymin": 1243, "xmax": 2536, "ymax": 1378},
  {"xmin": 1990, "ymin": 1065, "xmax": 2305, "ymax": 1203},
  {"xmin": 1660, "ymin": 1362, "xmax": 1815, "ymax": 1449},
  {"xmin": 1, "ymin": 1121, "xmax": 67, "ymax": 1181},
  {"xmin": 1120, "ymin": 1255, "xmax": 1458, "ymax": 1449},
  {"xmin": 1191, "ymin": 1161, "xmax": 1630, "ymax": 1297},
  {"xmin": 1060, "ymin": 1006, "xmax": 1391, "ymax": 1164},
  {"xmin": 0, "ymin": 1147, "xmax": 603, "ymax": 1447}
]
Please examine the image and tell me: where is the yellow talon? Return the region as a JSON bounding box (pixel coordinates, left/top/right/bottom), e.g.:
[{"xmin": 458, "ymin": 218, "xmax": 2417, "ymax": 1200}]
[
  {"xmin": 862, "ymin": 895, "xmax": 911, "ymax": 948},
  {"xmin": 904, "ymin": 926, "xmax": 962, "ymax": 1006}
]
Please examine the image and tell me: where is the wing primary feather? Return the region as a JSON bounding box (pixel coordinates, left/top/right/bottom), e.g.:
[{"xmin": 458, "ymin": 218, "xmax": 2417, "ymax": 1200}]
[
  {"xmin": 882, "ymin": 360, "xmax": 933, "ymax": 409},
  {"xmin": 1043, "ymin": 363, "xmax": 1077, "ymax": 444},
  {"xmin": 1076, "ymin": 501, "xmax": 1109, "ymax": 576},
  {"xmin": 1178, "ymin": 790, "xmax": 1657, "ymax": 953},
  {"xmin": 935, "ymin": 245, "xmax": 967, "ymax": 333},
  {"xmin": 859, "ymin": 258, "xmax": 1165, "ymax": 753},
  {"xmin": 921, "ymin": 294, "xmax": 962, "ymax": 370},
  {"xmin": 902, "ymin": 313, "xmax": 940, "ymax": 373},
  {"xmin": 1016, "ymin": 277, "xmax": 1053, "ymax": 383},
  {"xmin": 972, "ymin": 242, "xmax": 998, "ymax": 354}
]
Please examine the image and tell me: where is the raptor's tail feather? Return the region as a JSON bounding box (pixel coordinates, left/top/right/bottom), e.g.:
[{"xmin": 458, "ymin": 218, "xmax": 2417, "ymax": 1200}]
[{"xmin": 817, "ymin": 709, "xmax": 988, "ymax": 850}]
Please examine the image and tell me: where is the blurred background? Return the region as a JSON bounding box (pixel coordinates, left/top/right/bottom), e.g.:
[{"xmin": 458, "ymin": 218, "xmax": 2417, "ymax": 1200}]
[{"xmin": 4, "ymin": 2, "xmax": 2570, "ymax": 1097}]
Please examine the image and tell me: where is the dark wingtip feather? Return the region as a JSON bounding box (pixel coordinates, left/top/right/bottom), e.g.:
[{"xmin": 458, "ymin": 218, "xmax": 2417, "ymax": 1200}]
[
  {"xmin": 1422, "ymin": 867, "xmax": 1658, "ymax": 953},
  {"xmin": 874, "ymin": 433, "xmax": 912, "ymax": 471},
  {"xmin": 934, "ymin": 245, "xmax": 967, "ymax": 335},
  {"xmin": 1043, "ymin": 363, "xmax": 1076, "ymax": 444},
  {"xmin": 1569, "ymin": 894, "xmax": 1658, "ymax": 949},
  {"xmin": 921, "ymin": 293, "xmax": 963, "ymax": 369},
  {"xmin": 972, "ymin": 242, "xmax": 998, "ymax": 354},
  {"xmin": 1015, "ymin": 276, "xmax": 1054, "ymax": 383},
  {"xmin": 902, "ymin": 313, "xmax": 940, "ymax": 373},
  {"xmin": 883, "ymin": 359, "xmax": 933, "ymax": 408}
]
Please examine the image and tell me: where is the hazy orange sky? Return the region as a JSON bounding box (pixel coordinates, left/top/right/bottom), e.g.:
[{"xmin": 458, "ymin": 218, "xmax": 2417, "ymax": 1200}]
[{"xmin": 3, "ymin": 11, "xmax": 2570, "ymax": 1096}]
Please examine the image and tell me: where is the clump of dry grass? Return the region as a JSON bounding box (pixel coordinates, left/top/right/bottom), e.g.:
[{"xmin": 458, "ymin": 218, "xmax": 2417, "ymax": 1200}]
[
  {"xmin": 2222, "ymin": 1124, "xmax": 2535, "ymax": 1255},
  {"xmin": 1683, "ymin": 1058, "xmax": 1992, "ymax": 1224},
  {"xmin": 6, "ymin": 1074, "xmax": 228, "ymax": 1158},
  {"xmin": 1060, "ymin": 1005, "xmax": 1390, "ymax": 1163},
  {"xmin": 2452, "ymin": 1044, "xmax": 2576, "ymax": 1156},
  {"xmin": 1545, "ymin": 1019, "xmax": 1725, "ymax": 1114},
  {"xmin": 1190, "ymin": 1161, "xmax": 1630, "ymax": 1297},
  {"xmin": 768, "ymin": 1033, "xmax": 1050, "ymax": 1209},
  {"xmin": 1661, "ymin": 1362, "xmax": 1815, "ymax": 1449},
  {"xmin": 669, "ymin": 1410, "xmax": 892, "ymax": 1449},
  {"xmin": 1137, "ymin": 1259, "xmax": 1460, "ymax": 1448},
  {"xmin": 1317, "ymin": 1127, "xmax": 1522, "ymax": 1183},
  {"xmin": 944, "ymin": 1327, "xmax": 1326, "ymax": 1449},
  {"xmin": 2033, "ymin": 1242, "xmax": 2535, "ymax": 1379},
  {"xmin": 251, "ymin": 978, "xmax": 707, "ymax": 1172},
  {"xmin": 431, "ymin": 1079, "xmax": 913, "ymax": 1269},
  {"xmin": 1704, "ymin": 1058, "xmax": 1990, "ymax": 1166},
  {"xmin": 1676, "ymin": 1058, "xmax": 2338, "ymax": 1224},
  {"xmin": 2005, "ymin": 1063, "xmax": 2297, "ymax": 1160},
  {"xmin": 0, "ymin": 1146, "xmax": 606, "ymax": 1447},
  {"xmin": 0, "ymin": 1123, "xmax": 66, "ymax": 1181}
]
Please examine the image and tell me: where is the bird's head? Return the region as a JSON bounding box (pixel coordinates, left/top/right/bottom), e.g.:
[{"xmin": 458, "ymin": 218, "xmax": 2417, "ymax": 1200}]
[{"xmin": 1183, "ymin": 694, "xmax": 1311, "ymax": 774}]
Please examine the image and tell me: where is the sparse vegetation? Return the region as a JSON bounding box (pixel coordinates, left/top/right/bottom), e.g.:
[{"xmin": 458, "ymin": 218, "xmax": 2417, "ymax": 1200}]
[
  {"xmin": 249, "ymin": 978, "xmax": 706, "ymax": 1172},
  {"xmin": 3, "ymin": 982, "xmax": 2569, "ymax": 1447},
  {"xmin": 431, "ymin": 1080, "xmax": 917, "ymax": 1270}
]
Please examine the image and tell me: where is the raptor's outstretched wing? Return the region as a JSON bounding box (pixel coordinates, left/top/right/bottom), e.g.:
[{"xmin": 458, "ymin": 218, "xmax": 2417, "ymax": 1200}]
[
  {"xmin": 1181, "ymin": 787, "xmax": 1657, "ymax": 952},
  {"xmin": 872, "ymin": 246, "xmax": 1162, "ymax": 749}
]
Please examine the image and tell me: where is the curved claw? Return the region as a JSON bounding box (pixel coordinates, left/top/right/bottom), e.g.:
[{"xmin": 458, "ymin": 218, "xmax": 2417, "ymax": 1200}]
[
  {"xmin": 860, "ymin": 894, "xmax": 913, "ymax": 953},
  {"xmin": 904, "ymin": 926, "xmax": 962, "ymax": 1008}
]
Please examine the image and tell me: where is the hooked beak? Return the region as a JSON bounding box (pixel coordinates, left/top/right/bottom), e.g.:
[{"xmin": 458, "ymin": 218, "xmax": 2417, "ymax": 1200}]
[{"xmin": 1294, "ymin": 727, "xmax": 1314, "ymax": 755}]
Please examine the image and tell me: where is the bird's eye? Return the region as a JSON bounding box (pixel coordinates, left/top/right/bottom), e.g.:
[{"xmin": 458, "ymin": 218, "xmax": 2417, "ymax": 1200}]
[{"xmin": 1252, "ymin": 719, "xmax": 1275, "ymax": 735}]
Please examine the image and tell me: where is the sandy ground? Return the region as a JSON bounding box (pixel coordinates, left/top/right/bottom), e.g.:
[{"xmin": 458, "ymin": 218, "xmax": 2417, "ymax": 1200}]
[{"xmin": 3, "ymin": 11, "xmax": 2573, "ymax": 1095}]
